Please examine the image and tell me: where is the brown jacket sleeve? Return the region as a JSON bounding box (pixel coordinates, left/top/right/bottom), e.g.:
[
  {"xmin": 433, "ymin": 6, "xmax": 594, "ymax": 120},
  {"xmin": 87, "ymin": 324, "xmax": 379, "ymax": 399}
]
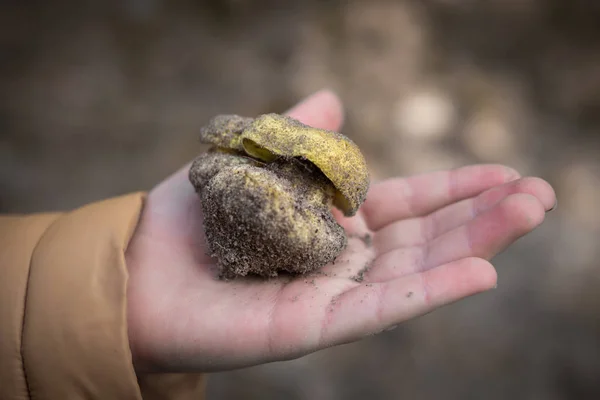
[{"xmin": 0, "ymin": 193, "xmax": 205, "ymax": 399}]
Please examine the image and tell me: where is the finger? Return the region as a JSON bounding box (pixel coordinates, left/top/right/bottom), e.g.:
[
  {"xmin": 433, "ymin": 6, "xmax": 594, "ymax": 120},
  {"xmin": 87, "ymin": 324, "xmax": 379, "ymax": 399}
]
[
  {"xmin": 368, "ymin": 192, "xmax": 546, "ymax": 282},
  {"xmin": 422, "ymin": 176, "xmax": 555, "ymax": 239},
  {"xmin": 423, "ymin": 193, "xmax": 546, "ymax": 270},
  {"xmin": 361, "ymin": 164, "xmax": 521, "ymax": 231},
  {"xmin": 285, "ymin": 89, "xmax": 345, "ymax": 132},
  {"xmin": 319, "ymin": 257, "xmax": 496, "ymax": 347},
  {"xmin": 373, "ymin": 177, "xmax": 556, "ymax": 253}
]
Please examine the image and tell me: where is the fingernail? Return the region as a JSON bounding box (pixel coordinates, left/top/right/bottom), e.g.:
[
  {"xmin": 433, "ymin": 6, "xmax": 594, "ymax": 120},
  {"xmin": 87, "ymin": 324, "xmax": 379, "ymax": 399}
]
[
  {"xmin": 548, "ymin": 198, "xmax": 558, "ymax": 212},
  {"xmin": 505, "ymin": 166, "xmax": 521, "ymax": 181}
]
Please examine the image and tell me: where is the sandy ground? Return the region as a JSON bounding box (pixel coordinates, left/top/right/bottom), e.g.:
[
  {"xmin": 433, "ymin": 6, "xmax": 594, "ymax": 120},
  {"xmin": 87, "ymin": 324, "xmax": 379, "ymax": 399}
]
[{"xmin": 2, "ymin": 1, "xmax": 600, "ymax": 398}]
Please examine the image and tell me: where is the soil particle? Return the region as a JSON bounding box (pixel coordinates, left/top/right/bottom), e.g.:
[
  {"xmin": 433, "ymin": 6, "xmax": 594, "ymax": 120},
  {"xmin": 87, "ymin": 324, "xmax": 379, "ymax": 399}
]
[
  {"xmin": 349, "ymin": 232, "xmax": 373, "ymax": 248},
  {"xmin": 360, "ymin": 233, "xmax": 373, "ymax": 247},
  {"xmin": 351, "ymin": 261, "xmax": 372, "ymax": 283}
]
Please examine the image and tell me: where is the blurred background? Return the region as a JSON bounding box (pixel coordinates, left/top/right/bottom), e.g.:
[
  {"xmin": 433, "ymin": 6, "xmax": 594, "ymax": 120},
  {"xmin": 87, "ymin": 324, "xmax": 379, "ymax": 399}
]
[{"xmin": 2, "ymin": 0, "xmax": 600, "ymax": 398}]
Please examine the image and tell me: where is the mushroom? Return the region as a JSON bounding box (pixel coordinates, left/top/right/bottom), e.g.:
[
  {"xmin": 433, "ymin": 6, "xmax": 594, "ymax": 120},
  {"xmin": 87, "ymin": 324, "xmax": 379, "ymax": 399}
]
[{"xmin": 189, "ymin": 114, "xmax": 370, "ymax": 279}]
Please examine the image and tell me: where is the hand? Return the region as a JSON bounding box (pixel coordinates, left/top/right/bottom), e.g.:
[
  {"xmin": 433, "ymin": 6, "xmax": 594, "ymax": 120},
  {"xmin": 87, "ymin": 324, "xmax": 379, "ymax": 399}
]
[{"xmin": 125, "ymin": 90, "xmax": 556, "ymax": 373}]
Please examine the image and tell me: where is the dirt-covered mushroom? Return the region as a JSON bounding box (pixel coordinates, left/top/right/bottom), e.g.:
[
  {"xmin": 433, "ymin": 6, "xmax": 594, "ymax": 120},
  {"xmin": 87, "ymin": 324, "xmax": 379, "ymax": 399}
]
[{"xmin": 189, "ymin": 113, "xmax": 370, "ymax": 279}]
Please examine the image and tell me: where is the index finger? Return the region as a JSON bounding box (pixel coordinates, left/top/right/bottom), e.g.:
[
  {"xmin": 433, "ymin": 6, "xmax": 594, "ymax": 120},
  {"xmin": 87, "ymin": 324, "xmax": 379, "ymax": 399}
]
[{"xmin": 361, "ymin": 164, "xmax": 521, "ymax": 231}]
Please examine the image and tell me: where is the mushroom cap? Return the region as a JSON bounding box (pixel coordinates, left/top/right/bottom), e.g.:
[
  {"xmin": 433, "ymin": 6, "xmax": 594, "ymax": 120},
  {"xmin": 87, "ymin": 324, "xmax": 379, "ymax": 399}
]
[
  {"xmin": 197, "ymin": 113, "xmax": 370, "ymax": 216},
  {"xmin": 241, "ymin": 114, "xmax": 370, "ymax": 216}
]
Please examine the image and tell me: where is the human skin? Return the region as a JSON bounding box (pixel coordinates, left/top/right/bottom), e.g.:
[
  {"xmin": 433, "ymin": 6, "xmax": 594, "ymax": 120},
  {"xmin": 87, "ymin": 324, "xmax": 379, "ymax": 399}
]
[{"xmin": 125, "ymin": 89, "xmax": 557, "ymax": 373}]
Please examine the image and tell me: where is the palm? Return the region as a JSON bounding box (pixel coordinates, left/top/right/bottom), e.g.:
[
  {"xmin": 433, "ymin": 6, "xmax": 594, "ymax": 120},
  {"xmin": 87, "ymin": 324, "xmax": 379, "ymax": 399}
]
[{"xmin": 125, "ymin": 91, "xmax": 556, "ymax": 373}]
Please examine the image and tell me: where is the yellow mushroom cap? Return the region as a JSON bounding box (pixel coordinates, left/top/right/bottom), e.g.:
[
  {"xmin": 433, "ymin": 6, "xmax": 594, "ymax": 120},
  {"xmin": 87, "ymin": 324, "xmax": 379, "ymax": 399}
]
[{"xmin": 240, "ymin": 114, "xmax": 370, "ymax": 216}]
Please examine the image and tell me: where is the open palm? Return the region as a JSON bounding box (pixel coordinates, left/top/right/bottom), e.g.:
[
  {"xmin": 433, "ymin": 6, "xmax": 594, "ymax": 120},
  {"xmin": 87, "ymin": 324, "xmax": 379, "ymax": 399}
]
[{"xmin": 125, "ymin": 90, "xmax": 556, "ymax": 373}]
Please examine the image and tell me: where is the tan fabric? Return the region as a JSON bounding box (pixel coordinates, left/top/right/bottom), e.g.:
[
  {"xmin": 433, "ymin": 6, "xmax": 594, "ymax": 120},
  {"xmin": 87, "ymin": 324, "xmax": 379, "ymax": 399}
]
[{"xmin": 0, "ymin": 193, "xmax": 205, "ymax": 399}]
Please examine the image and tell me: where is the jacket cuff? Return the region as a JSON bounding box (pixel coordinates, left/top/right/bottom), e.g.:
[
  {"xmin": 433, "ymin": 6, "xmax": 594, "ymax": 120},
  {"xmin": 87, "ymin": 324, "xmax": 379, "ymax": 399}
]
[{"xmin": 22, "ymin": 193, "xmax": 146, "ymax": 399}]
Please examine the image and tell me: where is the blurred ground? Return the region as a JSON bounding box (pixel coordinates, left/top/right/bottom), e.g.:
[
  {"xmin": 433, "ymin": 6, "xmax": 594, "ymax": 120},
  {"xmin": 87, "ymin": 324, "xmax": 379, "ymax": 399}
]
[{"xmin": 2, "ymin": 0, "xmax": 600, "ymax": 399}]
